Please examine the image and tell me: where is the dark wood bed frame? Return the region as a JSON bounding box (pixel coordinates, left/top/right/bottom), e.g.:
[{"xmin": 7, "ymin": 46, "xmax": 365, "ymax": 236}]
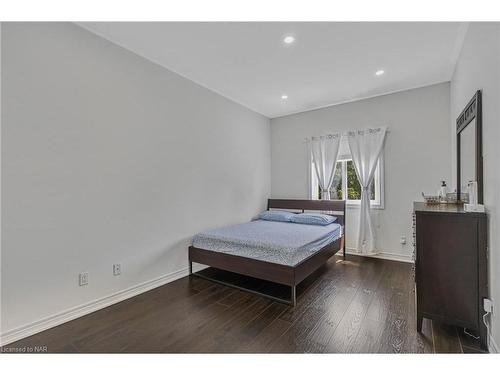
[{"xmin": 188, "ymin": 199, "xmax": 346, "ymax": 306}]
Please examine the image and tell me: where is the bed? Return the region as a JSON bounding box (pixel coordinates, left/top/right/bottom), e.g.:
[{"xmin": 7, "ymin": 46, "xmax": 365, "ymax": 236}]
[{"xmin": 188, "ymin": 199, "xmax": 346, "ymax": 306}]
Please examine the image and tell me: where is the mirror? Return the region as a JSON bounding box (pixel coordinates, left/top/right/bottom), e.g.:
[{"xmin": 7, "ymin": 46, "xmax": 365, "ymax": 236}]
[
  {"xmin": 460, "ymin": 119, "xmax": 476, "ymax": 192},
  {"xmin": 456, "ymin": 90, "xmax": 483, "ymax": 204}
]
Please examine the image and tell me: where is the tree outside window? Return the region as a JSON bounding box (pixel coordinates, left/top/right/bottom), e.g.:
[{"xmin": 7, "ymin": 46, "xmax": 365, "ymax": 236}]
[{"xmin": 314, "ymin": 158, "xmax": 380, "ymax": 206}]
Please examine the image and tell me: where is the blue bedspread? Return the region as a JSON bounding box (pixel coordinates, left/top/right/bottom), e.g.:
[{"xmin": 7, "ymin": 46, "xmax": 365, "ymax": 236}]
[{"xmin": 192, "ymin": 220, "xmax": 342, "ymax": 266}]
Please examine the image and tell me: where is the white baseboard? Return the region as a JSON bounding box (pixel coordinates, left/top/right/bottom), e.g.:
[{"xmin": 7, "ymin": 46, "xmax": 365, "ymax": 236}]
[
  {"xmin": 344, "ymin": 247, "xmax": 413, "ymax": 263},
  {"xmin": 0, "ymin": 267, "xmax": 189, "ymax": 346},
  {"xmin": 489, "ymin": 333, "xmax": 499, "ymax": 353}
]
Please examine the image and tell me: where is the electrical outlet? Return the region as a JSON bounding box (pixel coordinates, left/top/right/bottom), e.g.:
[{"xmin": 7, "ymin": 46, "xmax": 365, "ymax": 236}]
[
  {"xmin": 113, "ymin": 264, "xmax": 121, "ymax": 276},
  {"xmin": 79, "ymin": 272, "xmax": 89, "ymax": 286},
  {"xmin": 400, "ymin": 236, "xmax": 407, "ymax": 245},
  {"xmin": 484, "ymin": 298, "xmax": 493, "ymax": 313}
]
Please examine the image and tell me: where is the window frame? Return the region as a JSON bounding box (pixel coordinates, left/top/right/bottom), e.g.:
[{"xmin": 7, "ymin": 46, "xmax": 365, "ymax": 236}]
[{"xmin": 309, "ymin": 152, "xmax": 385, "ymax": 210}]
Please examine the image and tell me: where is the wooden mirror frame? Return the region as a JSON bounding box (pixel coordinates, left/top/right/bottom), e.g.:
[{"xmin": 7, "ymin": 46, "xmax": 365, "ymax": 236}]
[{"xmin": 456, "ymin": 90, "xmax": 483, "ymax": 204}]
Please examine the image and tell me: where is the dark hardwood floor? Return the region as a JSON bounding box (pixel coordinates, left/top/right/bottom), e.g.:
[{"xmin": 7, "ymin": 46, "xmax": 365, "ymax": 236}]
[{"xmin": 2, "ymin": 255, "xmax": 487, "ymax": 353}]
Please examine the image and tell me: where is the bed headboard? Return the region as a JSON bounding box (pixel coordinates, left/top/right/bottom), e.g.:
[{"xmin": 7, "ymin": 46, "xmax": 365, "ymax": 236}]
[{"xmin": 267, "ymin": 199, "xmax": 346, "ymax": 226}]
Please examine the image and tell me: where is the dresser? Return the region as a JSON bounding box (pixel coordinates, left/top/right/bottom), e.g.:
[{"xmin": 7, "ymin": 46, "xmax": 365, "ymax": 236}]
[{"xmin": 413, "ymin": 202, "xmax": 488, "ymax": 349}]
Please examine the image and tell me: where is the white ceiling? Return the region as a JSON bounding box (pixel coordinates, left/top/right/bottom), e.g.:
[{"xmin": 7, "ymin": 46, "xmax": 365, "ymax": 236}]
[{"xmin": 78, "ymin": 22, "xmax": 467, "ymax": 118}]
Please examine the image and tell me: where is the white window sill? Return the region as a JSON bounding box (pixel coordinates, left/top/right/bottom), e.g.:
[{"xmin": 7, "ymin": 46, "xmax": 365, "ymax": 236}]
[{"xmin": 347, "ymin": 202, "xmax": 385, "ymax": 210}]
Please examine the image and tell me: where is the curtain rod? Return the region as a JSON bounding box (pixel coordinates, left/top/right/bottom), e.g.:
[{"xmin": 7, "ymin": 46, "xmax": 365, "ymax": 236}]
[{"xmin": 303, "ymin": 127, "xmax": 390, "ymax": 143}]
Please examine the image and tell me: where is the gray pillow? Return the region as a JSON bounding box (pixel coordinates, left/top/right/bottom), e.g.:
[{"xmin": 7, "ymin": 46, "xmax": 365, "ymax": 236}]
[
  {"xmin": 290, "ymin": 213, "xmax": 337, "ymax": 226},
  {"xmin": 258, "ymin": 210, "xmax": 295, "ymax": 222}
]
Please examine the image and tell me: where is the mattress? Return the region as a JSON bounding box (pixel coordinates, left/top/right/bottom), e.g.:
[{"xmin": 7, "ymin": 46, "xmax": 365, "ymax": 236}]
[{"xmin": 192, "ymin": 219, "xmax": 342, "ymax": 266}]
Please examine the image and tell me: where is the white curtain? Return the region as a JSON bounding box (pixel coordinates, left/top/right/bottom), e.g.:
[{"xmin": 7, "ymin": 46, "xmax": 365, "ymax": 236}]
[
  {"xmin": 310, "ymin": 134, "xmax": 341, "ymax": 200},
  {"xmin": 347, "ymin": 127, "xmax": 387, "ymax": 254}
]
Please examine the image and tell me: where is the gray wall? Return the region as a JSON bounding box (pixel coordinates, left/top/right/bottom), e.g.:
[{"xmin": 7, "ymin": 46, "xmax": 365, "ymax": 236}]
[
  {"xmin": 450, "ymin": 22, "xmax": 500, "ymax": 352},
  {"xmin": 1, "ymin": 23, "xmax": 271, "ymax": 337},
  {"xmin": 271, "ymin": 83, "xmax": 451, "ymax": 261}
]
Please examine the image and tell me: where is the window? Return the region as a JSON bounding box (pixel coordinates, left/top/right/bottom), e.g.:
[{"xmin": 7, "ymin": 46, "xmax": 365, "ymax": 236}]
[{"xmin": 310, "ymin": 155, "xmax": 384, "ymax": 208}]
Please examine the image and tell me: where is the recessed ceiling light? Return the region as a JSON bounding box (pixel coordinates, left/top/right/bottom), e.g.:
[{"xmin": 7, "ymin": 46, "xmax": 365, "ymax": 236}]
[
  {"xmin": 375, "ymin": 69, "xmax": 385, "ymax": 76},
  {"xmin": 283, "ymin": 36, "xmax": 295, "ymax": 44},
  {"xmin": 281, "ymin": 95, "xmax": 288, "ymax": 100}
]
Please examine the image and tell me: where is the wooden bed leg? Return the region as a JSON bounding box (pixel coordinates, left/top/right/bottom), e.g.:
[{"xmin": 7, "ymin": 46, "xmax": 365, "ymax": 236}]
[
  {"xmin": 291, "ymin": 285, "xmax": 296, "ymax": 307},
  {"xmin": 189, "ymin": 261, "xmax": 193, "ymax": 275},
  {"xmin": 343, "ymin": 235, "xmax": 346, "ymax": 260}
]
